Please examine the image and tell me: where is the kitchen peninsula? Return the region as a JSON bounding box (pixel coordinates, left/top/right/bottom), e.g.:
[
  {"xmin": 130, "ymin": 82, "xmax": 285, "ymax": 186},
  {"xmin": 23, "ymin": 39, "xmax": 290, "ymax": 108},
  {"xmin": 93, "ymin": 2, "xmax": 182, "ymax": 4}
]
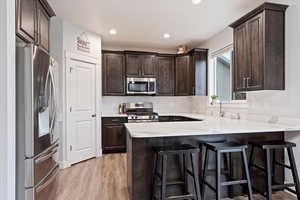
[{"xmin": 126, "ymin": 115, "xmax": 300, "ymax": 200}]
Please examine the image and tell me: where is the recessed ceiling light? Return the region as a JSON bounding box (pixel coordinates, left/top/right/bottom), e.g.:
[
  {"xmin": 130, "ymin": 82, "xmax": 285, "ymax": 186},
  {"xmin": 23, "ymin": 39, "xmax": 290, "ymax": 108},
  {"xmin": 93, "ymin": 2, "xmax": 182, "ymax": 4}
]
[
  {"xmin": 163, "ymin": 33, "xmax": 170, "ymax": 39},
  {"xmin": 109, "ymin": 29, "xmax": 117, "ymax": 35},
  {"xmin": 192, "ymin": 0, "xmax": 202, "ymax": 4}
]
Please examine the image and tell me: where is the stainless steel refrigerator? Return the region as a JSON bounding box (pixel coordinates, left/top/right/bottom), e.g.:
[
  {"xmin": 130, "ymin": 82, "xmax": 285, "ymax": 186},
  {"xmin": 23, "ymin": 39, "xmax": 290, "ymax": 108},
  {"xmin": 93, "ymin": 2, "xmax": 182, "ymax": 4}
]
[{"xmin": 16, "ymin": 44, "xmax": 59, "ymax": 200}]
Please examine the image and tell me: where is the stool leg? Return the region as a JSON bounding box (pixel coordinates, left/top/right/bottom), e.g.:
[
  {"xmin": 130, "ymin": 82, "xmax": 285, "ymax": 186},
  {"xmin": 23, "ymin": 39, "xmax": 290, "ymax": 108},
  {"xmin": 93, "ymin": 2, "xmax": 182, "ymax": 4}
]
[
  {"xmin": 242, "ymin": 149, "xmax": 253, "ymax": 200},
  {"xmin": 152, "ymin": 153, "xmax": 158, "ymax": 200},
  {"xmin": 223, "ymin": 153, "xmax": 233, "ymax": 198},
  {"xmin": 287, "ymin": 147, "xmax": 300, "ymax": 200},
  {"xmin": 161, "ymin": 155, "xmax": 168, "ymax": 200},
  {"xmin": 272, "ymin": 149, "xmax": 276, "ymax": 185},
  {"xmin": 190, "ymin": 152, "xmax": 201, "ymax": 200},
  {"xmin": 216, "ymin": 151, "xmax": 221, "ymax": 200},
  {"xmin": 248, "ymin": 146, "xmax": 255, "ymax": 178},
  {"xmin": 183, "ymin": 153, "xmax": 188, "ymax": 194},
  {"xmin": 201, "ymin": 148, "xmax": 209, "ymax": 200},
  {"xmin": 265, "ymin": 149, "xmax": 273, "ymax": 200}
]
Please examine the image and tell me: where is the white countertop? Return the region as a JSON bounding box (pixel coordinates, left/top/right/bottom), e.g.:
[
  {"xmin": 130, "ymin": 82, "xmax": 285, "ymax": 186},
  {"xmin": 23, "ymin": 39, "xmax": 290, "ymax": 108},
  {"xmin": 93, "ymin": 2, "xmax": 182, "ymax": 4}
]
[{"xmin": 125, "ymin": 114, "xmax": 300, "ymax": 138}]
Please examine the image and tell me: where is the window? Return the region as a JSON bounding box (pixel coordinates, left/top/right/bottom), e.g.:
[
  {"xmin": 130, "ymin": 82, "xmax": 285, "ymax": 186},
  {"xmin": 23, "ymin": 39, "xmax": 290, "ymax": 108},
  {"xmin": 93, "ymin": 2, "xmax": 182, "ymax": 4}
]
[{"xmin": 208, "ymin": 46, "xmax": 246, "ymax": 102}]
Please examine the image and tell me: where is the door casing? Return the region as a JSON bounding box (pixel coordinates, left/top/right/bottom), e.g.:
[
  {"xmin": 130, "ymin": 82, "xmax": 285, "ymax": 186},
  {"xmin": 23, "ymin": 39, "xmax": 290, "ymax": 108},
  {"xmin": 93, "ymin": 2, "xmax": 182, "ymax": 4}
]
[{"xmin": 63, "ymin": 51, "xmax": 101, "ymax": 168}]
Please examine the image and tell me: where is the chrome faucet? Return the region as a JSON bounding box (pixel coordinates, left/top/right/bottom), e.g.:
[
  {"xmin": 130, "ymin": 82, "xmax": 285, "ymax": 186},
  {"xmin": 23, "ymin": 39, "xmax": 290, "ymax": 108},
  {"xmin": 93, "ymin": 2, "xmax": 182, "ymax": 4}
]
[{"xmin": 219, "ymin": 101, "xmax": 225, "ymax": 118}]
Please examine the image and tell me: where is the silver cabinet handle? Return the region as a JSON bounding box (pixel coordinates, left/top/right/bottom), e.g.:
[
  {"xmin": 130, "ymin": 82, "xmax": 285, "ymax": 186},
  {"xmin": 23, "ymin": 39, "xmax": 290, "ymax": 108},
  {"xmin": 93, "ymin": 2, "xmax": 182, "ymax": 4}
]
[
  {"xmin": 243, "ymin": 77, "xmax": 246, "ymax": 89},
  {"xmin": 246, "ymin": 77, "xmax": 250, "ymax": 88}
]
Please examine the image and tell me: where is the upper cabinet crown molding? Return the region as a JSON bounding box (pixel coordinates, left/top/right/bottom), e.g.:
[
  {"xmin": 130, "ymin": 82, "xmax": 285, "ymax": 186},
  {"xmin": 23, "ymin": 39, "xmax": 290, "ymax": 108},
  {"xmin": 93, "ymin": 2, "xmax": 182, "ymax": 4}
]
[
  {"xmin": 230, "ymin": 2, "xmax": 288, "ymax": 92},
  {"xmin": 38, "ymin": 0, "xmax": 56, "ymax": 17},
  {"xmin": 229, "ymin": 2, "xmax": 288, "ymax": 28}
]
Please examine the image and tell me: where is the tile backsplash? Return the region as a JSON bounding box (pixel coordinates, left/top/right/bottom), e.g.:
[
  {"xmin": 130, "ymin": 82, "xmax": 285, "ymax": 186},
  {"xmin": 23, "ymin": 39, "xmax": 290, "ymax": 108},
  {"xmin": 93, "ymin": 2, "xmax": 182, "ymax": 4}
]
[{"xmin": 101, "ymin": 96, "xmax": 208, "ymax": 115}]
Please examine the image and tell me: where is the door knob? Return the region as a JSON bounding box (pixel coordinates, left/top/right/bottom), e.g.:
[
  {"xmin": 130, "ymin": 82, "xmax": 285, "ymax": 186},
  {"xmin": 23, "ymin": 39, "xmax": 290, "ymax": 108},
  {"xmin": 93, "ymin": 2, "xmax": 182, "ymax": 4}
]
[{"xmin": 92, "ymin": 114, "xmax": 96, "ymax": 118}]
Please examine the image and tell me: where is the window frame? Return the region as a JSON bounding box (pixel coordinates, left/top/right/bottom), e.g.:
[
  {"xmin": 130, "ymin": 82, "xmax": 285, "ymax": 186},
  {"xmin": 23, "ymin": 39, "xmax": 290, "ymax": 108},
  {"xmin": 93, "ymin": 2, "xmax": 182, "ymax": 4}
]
[{"xmin": 208, "ymin": 45, "xmax": 247, "ymax": 104}]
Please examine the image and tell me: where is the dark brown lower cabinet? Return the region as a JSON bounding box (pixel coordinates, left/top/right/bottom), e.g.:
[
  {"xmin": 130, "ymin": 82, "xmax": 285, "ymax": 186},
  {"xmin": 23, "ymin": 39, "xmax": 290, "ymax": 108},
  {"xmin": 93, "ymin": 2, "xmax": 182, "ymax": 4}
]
[{"xmin": 102, "ymin": 117, "xmax": 128, "ymax": 154}]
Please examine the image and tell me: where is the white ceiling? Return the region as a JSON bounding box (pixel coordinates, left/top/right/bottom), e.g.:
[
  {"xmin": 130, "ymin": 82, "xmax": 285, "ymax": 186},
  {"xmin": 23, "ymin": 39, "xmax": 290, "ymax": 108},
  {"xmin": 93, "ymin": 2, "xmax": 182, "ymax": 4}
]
[{"xmin": 48, "ymin": 0, "xmax": 296, "ymax": 51}]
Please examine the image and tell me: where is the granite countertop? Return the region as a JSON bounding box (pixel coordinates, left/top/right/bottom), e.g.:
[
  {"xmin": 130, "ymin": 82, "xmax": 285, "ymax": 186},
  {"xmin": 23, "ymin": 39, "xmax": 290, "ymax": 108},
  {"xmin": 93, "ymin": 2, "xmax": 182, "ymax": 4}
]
[{"xmin": 125, "ymin": 113, "xmax": 300, "ymax": 138}]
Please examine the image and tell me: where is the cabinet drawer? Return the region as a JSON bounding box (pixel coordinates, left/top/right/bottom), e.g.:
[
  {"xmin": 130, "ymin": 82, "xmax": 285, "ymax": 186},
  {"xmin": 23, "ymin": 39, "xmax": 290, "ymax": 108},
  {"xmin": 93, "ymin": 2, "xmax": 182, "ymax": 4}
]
[{"xmin": 102, "ymin": 117, "xmax": 128, "ymax": 125}]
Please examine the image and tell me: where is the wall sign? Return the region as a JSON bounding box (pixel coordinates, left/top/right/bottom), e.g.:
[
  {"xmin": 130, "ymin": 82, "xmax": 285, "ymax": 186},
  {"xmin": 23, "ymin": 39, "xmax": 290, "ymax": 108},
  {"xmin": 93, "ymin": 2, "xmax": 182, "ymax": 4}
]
[{"xmin": 77, "ymin": 32, "xmax": 90, "ymax": 53}]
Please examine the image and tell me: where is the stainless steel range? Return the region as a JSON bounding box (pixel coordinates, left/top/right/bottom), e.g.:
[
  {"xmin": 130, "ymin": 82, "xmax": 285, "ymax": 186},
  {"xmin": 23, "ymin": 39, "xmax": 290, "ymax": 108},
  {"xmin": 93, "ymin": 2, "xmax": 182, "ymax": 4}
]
[{"xmin": 125, "ymin": 102, "xmax": 159, "ymax": 123}]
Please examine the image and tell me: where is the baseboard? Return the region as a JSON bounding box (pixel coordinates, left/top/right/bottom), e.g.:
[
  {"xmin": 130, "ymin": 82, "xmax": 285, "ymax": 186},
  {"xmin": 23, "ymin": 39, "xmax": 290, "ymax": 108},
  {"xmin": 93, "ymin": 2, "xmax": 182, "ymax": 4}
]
[
  {"xmin": 59, "ymin": 160, "xmax": 71, "ymax": 169},
  {"xmin": 96, "ymin": 149, "xmax": 102, "ymax": 157}
]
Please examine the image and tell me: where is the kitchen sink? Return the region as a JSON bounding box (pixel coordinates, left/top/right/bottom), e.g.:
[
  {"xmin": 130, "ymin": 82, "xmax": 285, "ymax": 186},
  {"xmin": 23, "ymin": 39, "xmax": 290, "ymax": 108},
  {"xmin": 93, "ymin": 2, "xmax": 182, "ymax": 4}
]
[{"xmin": 158, "ymin": 115, "xmax": 203, "ymax": 122}]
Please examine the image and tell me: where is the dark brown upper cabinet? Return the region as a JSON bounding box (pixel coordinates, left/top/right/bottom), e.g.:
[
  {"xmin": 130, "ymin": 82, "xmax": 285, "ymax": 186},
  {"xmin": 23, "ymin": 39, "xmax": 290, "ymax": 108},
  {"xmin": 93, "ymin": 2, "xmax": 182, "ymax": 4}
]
[
  {"xmin": 102, "ymin": 49, "xmax": 208, "ymax": 96},
  {"xmin": 157, "ymin": 56, "xmax": 175, "ymax": 96},
  {"xmin": 189, "ymin": 49, "xmax": 208, "ymax": 96},
  {"xmin": 175, "ymin": 55, "xmax": 190, "ymax": 96},
  {"xmin": 16, "ymin": 0, "xmax": 36, "ymax": 43},
  {"xmin": 36, "ymin": 0, "xmax": 50, "ymax": 51},
  {"xmin": 102, "ymin": 51, "xmax": 126, "ymax": 96},
  {"xmin": 125, "ymin": 52, "xmax": 157, "ymax": 77},
  {"xmin": 16, "ymin": 0, "xmax": 55, "ymax": 52},
  {"xmin": 230, "ymin": 2, "xmax": 288, "ymax": 92}
]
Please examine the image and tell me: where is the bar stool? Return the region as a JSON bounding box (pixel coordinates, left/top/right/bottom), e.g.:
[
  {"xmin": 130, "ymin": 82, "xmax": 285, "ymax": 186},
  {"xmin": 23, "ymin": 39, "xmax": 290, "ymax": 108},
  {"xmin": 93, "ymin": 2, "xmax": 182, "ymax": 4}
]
[
  {"xmin": 199, "ymin": 140, "xmax": 234, "ymax": 199},
  {"xmin": 151, "ymin": 144, "xmax": 201, "ymax": 200},
  {"xmin": 249, "ymin": 141, "xmax": 300, "ymax": 200},
  {"xmin": 201, "ymin": 141, "xmax": 253, "ymax": 200}
]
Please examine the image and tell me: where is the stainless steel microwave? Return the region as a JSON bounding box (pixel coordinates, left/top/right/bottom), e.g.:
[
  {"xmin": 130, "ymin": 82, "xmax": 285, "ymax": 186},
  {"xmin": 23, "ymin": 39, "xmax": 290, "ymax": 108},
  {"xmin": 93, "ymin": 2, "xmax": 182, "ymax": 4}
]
[{"xmin": 127, "ymin": 77, "xmax": 156, "ymax": 95}]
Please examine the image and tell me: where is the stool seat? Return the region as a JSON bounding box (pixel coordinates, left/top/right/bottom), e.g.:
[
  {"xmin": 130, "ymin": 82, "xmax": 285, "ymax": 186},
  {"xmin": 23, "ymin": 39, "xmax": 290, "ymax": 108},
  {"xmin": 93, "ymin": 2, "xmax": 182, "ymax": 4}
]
[
  {"xmin": 249, "ymin": 140, "xmax": 296, "ymax": 149},
  {"xmin": 154, "ymin": 144, "xmax": 199, "ymax": 154},
  {"xmin": 206, "ymin": 141, "xmax": 247, "ymax": 151}
]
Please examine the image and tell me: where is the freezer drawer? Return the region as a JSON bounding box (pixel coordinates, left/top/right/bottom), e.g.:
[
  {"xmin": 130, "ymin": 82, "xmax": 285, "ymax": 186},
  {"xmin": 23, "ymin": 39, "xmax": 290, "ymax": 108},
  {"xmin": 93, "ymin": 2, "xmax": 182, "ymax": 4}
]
[
  {"xmin": 25, "ymin": 142, "xmax": 59, "ymax": 187},
  {"xmin": 25, "ymin": 166, "xmax": 59, "ymax": 200}
]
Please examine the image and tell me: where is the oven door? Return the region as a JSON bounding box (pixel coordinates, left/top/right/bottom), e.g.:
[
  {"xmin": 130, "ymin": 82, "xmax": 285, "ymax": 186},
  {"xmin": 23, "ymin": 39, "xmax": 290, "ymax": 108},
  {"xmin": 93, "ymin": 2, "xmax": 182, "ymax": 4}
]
[{"xmin": 127, "ymin": 78, "xmax": 150, "ymax": 94}]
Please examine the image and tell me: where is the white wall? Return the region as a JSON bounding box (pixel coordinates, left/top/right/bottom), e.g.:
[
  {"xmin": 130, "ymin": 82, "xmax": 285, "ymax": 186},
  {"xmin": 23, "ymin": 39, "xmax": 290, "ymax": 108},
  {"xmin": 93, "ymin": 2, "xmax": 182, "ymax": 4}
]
[
  {"xmin": 0, "ymin": 0, "xmax": 16, "ymax": 199},
  {"xmin": 102, "ymin": 96, "xmax": 208, "ymax": 115},
  {"xmin": 200, "ymin": 27, "xmax": 233, "ymax": 57},
  {"xmin": 199, "ymin": 3, "xmax": 300, "ymax": 183},
  {"xmin": 50, "ymin": 18, "xmax": 102, "ymax": 167}
]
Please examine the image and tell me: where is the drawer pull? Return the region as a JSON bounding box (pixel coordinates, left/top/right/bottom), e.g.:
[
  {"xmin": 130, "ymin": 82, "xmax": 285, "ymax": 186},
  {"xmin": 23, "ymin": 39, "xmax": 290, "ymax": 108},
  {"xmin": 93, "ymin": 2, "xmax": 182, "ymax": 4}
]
[
  {"xmin": 36, "ymin": 166, "xmax": 59, "ymax": 193},
  {"xmin": 35, "ymin": 149, "xmax": 57, "ymax": 164}
]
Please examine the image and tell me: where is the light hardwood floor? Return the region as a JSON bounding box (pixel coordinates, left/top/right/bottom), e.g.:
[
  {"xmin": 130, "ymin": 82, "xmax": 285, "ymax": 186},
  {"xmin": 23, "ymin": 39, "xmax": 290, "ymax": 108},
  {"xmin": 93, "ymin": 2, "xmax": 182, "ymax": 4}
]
[{"xmin": 54, "ymin": 153, "xmax": 296, "ymax": 200}]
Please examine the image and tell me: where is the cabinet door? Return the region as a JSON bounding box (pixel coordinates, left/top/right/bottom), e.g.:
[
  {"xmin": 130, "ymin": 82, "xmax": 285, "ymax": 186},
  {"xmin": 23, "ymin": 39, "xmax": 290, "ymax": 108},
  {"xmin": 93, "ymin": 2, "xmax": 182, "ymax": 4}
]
[
  {"xmin": 195, "ymin": 51, "xmax": 208, "ymax": 96},
  {"xmin": 37, "ymin": 1, "xmax": 50, "ymax": 51},
  {"xmin": 247, "ymin": 13, "xmax": 264, "ymax": 90},
  {"xmin": 157, "ymin": 56, "xmax": 174, "ymax": 95},
  {"xmin": 102, "ymin": 124, "xmax": 126, "ymax": 153},
  {"xmin": 126, "ymin": 54, "xmax": 141, "ymax": 77},
  {"xmin": 102, "ymin": 53, "xmax": 125, "ymax": 96},
  {"xmin": 16, "ymin": 0, "xmax": 36, "ymax": 42},
  {"xmin": 175, "ymin": 55, "xmax": 190, "ymax": 96},
  {"xmin": 141, "ymin": 55, "xmax": 156, "ymax": 77},
  {"xmin": 233, "ymin": 23, "xmax": 249, "ymax": 91}
]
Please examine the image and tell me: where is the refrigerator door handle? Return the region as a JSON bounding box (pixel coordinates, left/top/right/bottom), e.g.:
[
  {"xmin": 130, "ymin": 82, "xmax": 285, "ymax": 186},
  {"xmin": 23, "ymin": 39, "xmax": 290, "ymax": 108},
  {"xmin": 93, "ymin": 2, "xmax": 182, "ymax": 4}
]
[{"xmin": 49, "ymin": 60, "xmax": 57, "ymax": 142}]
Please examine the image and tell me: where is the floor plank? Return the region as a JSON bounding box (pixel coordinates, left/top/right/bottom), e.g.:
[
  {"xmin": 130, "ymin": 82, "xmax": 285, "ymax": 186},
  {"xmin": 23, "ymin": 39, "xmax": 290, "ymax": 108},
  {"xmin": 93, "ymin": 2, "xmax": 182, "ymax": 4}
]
[{"xmin": 54, "ymin": 153, "xmax": 296, "ymax": 200}]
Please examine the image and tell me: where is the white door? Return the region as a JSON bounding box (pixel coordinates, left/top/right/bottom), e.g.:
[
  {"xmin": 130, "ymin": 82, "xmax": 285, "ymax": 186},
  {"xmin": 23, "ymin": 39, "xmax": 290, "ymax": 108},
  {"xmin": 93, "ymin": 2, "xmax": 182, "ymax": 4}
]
[{"xmin": 68, "ymin": 59, "xmax": 96, "ymax": 165}]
